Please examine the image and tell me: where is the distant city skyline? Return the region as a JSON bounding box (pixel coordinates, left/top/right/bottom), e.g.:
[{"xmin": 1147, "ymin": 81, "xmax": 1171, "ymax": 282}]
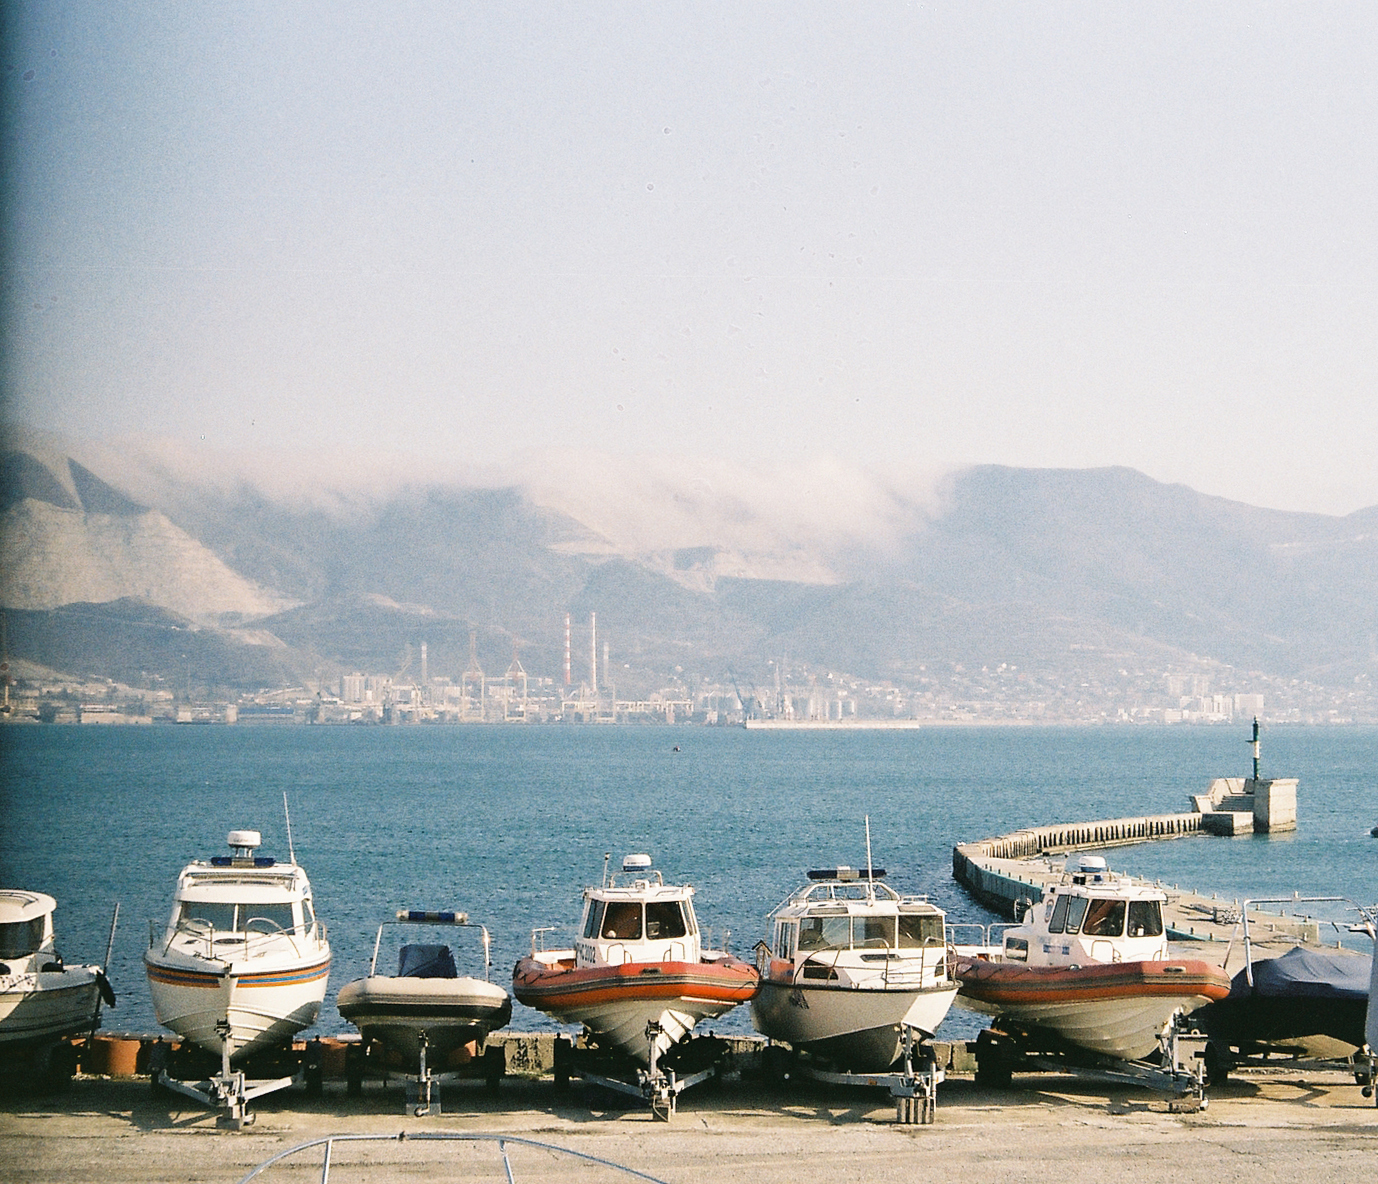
[{"xmin": 5, "ymin": 4, "xmax": 1377, "ymax": 516}]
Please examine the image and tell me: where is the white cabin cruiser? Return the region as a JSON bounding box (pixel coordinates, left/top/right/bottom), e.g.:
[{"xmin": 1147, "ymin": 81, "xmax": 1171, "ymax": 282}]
[
  {"xmin": 751, "ymin": 867, "xmax": 958, "ymax": 1072},
  {"xmin": 0, "ymin": 891, "xmax": 114, "ymax": 1063},
  {"xmin": 145, "ymin": 830, "xmax": 331, "ymax": 1065}
]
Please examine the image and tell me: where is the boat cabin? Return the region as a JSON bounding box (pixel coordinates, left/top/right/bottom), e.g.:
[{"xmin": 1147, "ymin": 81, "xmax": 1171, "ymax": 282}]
[
  {"xmin": 152, "ymin": 831, "xmax": 321, "ymax": 957},
  {"xmin": 0, "ymin": 890, "xmax": 59, "ymax": 973},
  {"xmin": 765, "ymin": 869, "xmax": 949, "ymax": 987},
  {"xmin": 1003, "ymin": 855, "xmax": 1169, "ymax": 967},
  {"xmin": 573, "ymin": 855, "xmax": 702, "ymax": 968}
]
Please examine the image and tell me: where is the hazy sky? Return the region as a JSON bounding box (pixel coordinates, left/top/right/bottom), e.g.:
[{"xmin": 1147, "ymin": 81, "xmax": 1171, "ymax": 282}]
[{"xmin": 4, "ymin": 2, "xmax": 1376, "ymax": 514}]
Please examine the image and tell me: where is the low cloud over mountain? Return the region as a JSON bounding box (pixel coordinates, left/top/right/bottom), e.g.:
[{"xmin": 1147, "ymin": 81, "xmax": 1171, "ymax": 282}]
[{"xmin": 3, "ymin": 435, "xmax": 1375, "ymax": 699}]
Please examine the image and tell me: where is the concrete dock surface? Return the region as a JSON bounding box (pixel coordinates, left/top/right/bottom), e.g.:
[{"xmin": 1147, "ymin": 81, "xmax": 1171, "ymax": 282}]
[{"xmin": 3, "ymin": 1068, "xmax": 1375, "ymax": 1184}]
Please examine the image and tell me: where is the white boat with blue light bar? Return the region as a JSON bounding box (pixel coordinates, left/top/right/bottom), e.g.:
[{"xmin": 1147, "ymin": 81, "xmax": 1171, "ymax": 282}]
[
  {"xmin": 751, "ymin": 865, "xmax": 958, "ymax": 1072},
  {"xmin": 144, "ymin": 830, "xmax": 331, "ymax": 1065},
  {"xmin": 337, "ymin": 909, "xmax": 511, "ymax": 1063}
]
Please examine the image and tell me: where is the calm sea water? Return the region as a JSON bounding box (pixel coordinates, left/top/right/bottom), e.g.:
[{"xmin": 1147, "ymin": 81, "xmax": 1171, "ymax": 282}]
[{"xmin": 1, "ymin": 724, "xmax": 1374, "ymax": 1042}]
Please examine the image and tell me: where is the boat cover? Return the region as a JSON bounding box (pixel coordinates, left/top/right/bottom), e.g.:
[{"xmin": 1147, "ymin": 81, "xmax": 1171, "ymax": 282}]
[
  {"xmin": 398, "ymin": 944, "xmax": 457, "ymax": 979},
  {"xmin": 1234, "ymin": 946, "xmax": 1372, "ymax": 1001}
]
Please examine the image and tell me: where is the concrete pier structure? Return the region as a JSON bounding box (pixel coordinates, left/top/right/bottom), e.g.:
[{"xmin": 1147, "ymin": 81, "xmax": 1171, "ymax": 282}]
[{"xmin": 952, "ymin": 818, "xmax": 1320, "ymax": 946}]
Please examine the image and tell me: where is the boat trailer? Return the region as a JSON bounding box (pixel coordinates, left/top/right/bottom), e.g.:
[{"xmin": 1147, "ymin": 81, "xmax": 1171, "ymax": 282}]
[
  {"xmin": 553, "ymin": 1025, "xmax": 726, "ymax": 1121},
  {"xmin": 764, "ymin": 1024, "xmax": 944, "ymax": 1124},
  {"xmin": 148, "ymin": 1026, "xmax": 320, "ymax": 1129},
  {"xmin": 346, "ymin": 1035, "xmax": 506, "ymax": 1117},
  {"xmin": 973, "ymin": 1017, "xmax": 1211, "ymax": 1112}
]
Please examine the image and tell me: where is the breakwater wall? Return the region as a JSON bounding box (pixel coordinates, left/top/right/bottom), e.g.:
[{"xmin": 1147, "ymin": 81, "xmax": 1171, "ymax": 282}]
[
  {"xmin": 952, "ymin": 812, "xmax": 1202, "ymax": 921},
  {"xmin": 957, "ymin": 811, "xmax": 1202, "ymax": 863}
]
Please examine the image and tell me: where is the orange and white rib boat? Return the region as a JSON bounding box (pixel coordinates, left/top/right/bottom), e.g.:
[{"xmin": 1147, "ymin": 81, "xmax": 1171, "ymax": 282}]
[
  {"xmin": 512, "ymin": 854, "xmax": 757, "ymax": 1065},
  {"xmin": 955, "ymin": 855, "xmax": 1230, "ymax": 1061}
]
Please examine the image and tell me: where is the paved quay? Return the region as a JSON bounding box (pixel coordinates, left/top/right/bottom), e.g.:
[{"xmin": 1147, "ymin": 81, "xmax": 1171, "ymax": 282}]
[{"xmin": 3, "ymin": 1068, "xmax": 1375, "ymax": 1183}]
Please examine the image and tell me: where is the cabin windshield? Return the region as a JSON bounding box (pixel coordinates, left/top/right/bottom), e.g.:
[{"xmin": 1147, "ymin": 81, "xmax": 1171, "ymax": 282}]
[
  {"xmin": 1083, "ymin": 899, "xmax": 1126, "ymax": 937},
  {"xmin": 645, "ymin": 901, "xmax": 687, "ymax": 939},
  {"xmin": 599, "ymin": 902, "xmax": 643, "ymax": 941},
  {"xmin": 798, "ymin": 914, "xmax": 851, "ymax": 950},
  {"xmin": 1127, "ymin": 899, "xmax": 1164, "ymax": 937},
  {"xmin": 854, "ymin": 916, "xmax": 896, "ymax": 948},
  {"xmin": 179, "ymin": 902, "xmax": 298, "ymax": 933},
  {"xmin": 0, "ymin": 918, "xmax": 45, "ymax": 958},
  {"xmin": 898, "ymin": 914, "xmax": 944, "ymax": 946}
]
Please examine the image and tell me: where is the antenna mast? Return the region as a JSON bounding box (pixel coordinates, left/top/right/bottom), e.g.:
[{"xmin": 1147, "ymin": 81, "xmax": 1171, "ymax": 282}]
[
  {"xmin": 283, "ymin": 792, "xmax": 297, "ymax": 865},
  {"xmin": 865, "ymin": 815, "xmax": 874, "ymax": 884}
]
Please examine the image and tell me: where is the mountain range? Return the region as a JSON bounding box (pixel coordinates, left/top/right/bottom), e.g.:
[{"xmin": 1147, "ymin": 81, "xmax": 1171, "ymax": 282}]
[{"xmin": 2, "ymin": 442, "xmax": 1376, "ymax": 701}]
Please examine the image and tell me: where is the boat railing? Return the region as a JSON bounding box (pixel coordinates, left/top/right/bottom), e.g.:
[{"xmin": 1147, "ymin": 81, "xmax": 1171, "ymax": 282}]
[
  {"xmin": 1233, "ymin": 896, "xmax": 1377, "ymax": 985},
  {"xmin": 946, "ymin": 921, "xmax": 1022, "ymax": 950},
  {"xmin": 370, "ymin": 911, "xmax": 490, "ymax": 979},
  {"xmin": 529, "ymin": 926, "xmax": 563, "ymax": 956},
  {"xmin": 148, "ymin": 917, "xmax": 319, "ymax": 961}
]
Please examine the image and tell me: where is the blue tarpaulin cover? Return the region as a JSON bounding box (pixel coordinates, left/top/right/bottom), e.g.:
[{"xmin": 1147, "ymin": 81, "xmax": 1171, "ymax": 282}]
[{"xmin": 1233, "ymin": 945, "xmax": 1372, "ymax": 1000}]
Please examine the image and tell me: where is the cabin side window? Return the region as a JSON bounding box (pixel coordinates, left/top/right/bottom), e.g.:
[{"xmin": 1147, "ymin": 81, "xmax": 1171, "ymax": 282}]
[
  {"xmin": 1127, "ymin": 900, "xmax": 1164, "ymax": 937},
  {"xmin": 775, "ymin": 921, "xmax": 797, "ymax": 960},
  {"xmin": 0, "ymin": 918, "xmax": 44, "ymax": 958},
  {"xmin": 601, "ymin": 902, "xmax": 643, "ymax": 940},
  {"xmin": 1083, "ymin": 899, "xmax": 1126, "ymax": 937},
  {"xmin": 645, "ymin": 901, "xmax": 688, "ymax": 939},
  {"xmin": 1064, "ymin": 896, "xmax": 1089, "ymax": 934},
  {"xmin": 897, "ymin": 914, "xmax": 944, "ymax": 947},
  {"xmin": 1047, "ymin": 894, "xmax": 1071, "ymax": 934},
  {"xmin": 582, "ymin": 900, "xmax": 607, "ymax": 940}
]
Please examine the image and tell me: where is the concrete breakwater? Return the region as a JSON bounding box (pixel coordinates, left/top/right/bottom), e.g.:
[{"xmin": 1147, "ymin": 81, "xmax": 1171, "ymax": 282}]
[{"xmin": 952, "ymin": 815, "xmax": 1320, "ymax": 947}]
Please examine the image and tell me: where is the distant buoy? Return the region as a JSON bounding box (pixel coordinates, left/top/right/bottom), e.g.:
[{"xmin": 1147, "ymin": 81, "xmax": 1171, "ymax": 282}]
[{"xmin": 672, "ymin": 745, "xmax": 680, "ymax": 752}]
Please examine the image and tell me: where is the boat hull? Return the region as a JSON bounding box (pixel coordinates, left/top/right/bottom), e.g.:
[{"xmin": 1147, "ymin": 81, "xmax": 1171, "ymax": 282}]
[
  {"xmin": 752, "ymin": 978, "xmax": 958, "ymax": 1071},
  {"xmin": 145, "ymin": 951, "xmax": 331, "ymax": 1062},
  {"xmin": 337, "ymin": 976, "xmax": 512, "ymax": 1061},
  {"xmin": 0, "ymin": 970, "xmax": 102, "ymax": 1049},
  {"xmin": 956, "ymin": 957, "xmax": 1230, "ymax": 1061},
  {"xmin": 513, "ymin": 954, "xmax": 758, "ymax": 1064}
]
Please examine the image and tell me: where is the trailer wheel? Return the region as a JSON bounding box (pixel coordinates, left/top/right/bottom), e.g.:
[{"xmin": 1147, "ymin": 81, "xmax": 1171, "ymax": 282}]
[
  {"xmin": 1203, "ymin": 1042, "xmax": 1231, "ymax": 1086},
  {"xmin": 552, "ymin": 1037, "xmax": 571, "ymax": 1090},
  {"xmin": 974, "ymin": 1031, "xmax": 1014, "ymax": 1090},
  {"xmin": 345, "ymin": 1042, "xmax": 365, "ymax": 1097}
]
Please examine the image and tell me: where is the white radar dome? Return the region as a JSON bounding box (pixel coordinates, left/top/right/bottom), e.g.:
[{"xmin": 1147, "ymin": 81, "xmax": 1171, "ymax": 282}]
[
  {"xmin": 227, "ymin": 830, "xmax": 262, "ymax": 850},
  {"xmin": 621, "ymin": 853, "xmax": 653, "ymax": 872}
]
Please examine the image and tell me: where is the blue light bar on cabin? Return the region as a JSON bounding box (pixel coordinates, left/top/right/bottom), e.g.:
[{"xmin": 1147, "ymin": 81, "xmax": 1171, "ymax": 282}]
[
  {"xmin": 806, "ymin": 867, "xmax": 886, "ymax": 881},
  {"xmin": 396, "ymin": 910, "xmax": 469, "ymax": 924},
  {"xmin": 210, "ymin": 856, "xmax": 276, "ymax": 867}
]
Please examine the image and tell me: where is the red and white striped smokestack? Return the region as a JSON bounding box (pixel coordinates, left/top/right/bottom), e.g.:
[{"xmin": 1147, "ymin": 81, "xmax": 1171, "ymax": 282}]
[
  {"xmin": 589, "ymin": 612, "xmax": 597, "ymax": 695},
  {"xmin": 563, "ymin": 613, "xmax": 571, "ymax": 687}
]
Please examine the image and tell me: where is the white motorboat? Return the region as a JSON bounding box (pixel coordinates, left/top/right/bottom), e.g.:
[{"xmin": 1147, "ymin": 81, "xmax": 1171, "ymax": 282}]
[
  {"xmin": 337, "ymin": 909, "xmax": 512, "ymax": 1066},
  {"xmin": 0, "ymin": 890, "xmax": 114, "ymax": 1060},
  {"xmin": 513, "ymin": 854, "xmax": 758, "ymax": 1066},
  {"xmin": 955, "ymin": 854, "xmax": 1230, "ymax": 1062},
  {"xmin": 144, "ymin": 830, "xmax": 331, "ymax": 1064},
  {"xmin": 751, "ymin": 867, "xmax": 958, "ymax": 1072}
]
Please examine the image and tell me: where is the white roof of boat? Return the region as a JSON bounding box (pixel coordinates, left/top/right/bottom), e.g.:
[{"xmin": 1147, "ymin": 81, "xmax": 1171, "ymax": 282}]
[
  {"xmin": 177, "ymin": 865, "xmax": 308, "ymax": 902},
  {"xmin": 0, "ymin": 890, "xmax": 56, "ymax": 923},
  {"xmin": 586, "ymin": 881, "xmax": 693, "ymax": 902},
  {"xmin": 773, "ymin": 879, "xmax": 945, "ymax": 917}
]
